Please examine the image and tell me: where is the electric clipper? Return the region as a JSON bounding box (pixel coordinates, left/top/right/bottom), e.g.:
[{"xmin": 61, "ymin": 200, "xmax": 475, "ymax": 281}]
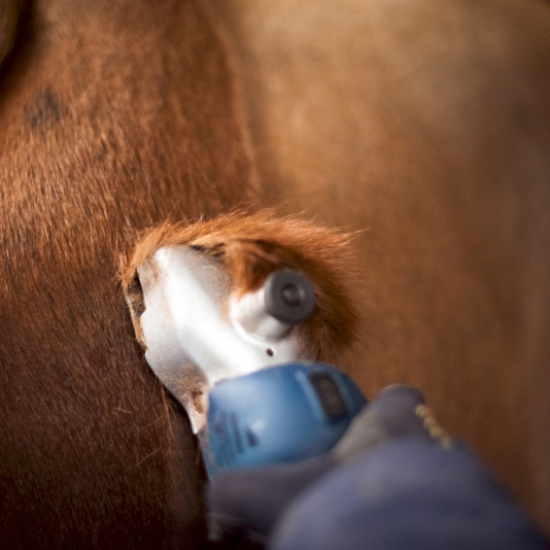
[{"xmin": 125, "ymin": 245, "xmax": 366, "ymax": 477}]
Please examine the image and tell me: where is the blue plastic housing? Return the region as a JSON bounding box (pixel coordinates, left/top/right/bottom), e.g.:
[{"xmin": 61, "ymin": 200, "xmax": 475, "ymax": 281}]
[{"xmin": 201, "ymin": 362, "xmax": 367, "ymax": 477}]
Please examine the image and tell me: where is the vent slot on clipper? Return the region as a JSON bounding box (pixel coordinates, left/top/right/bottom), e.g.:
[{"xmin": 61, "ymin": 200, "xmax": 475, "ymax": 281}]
[{"xmin": 309, "ymin": 372, "xmax": 348, "ymax": 420}]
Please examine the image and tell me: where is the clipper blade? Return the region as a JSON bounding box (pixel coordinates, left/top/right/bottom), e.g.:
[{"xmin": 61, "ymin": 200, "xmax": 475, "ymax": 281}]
[{"xmin": 124, "ymin": 245, "xmax": 311, "ymax": 432}]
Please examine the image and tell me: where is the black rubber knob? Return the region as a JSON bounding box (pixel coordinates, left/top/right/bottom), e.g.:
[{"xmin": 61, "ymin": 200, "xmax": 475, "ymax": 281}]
[{"xmin": 264, "ymin": 268, "xmax": 316, "ymax": 324}]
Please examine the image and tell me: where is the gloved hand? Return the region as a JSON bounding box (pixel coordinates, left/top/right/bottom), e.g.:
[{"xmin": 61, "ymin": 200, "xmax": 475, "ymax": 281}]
[
  {"xmin": 206, "ymin": 385, "xmax": 549, "ymax": 550},
  {"xmin": 206, "ymin": 385, "xmax": 438, "ymax": 546}
]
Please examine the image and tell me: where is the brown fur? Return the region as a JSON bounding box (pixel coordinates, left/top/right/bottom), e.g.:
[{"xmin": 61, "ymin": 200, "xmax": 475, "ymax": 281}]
[
  {"xmin": 121, "ymin": 210, "xmax": 362, "ymax": 365},
  {"xmin": 0, "ymin": 0, "xmax": 257, "ymax": 547}
]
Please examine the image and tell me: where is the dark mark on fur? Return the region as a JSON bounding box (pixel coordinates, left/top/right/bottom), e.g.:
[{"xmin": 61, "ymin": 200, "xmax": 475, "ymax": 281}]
[{"xmin": 25, "ymin": 87, "xmax": 64, "ymax": 131}]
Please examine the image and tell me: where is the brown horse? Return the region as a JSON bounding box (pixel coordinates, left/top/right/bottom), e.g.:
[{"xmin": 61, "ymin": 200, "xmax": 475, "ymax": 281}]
[{"xmin": 1, "ymin": 0, "xmax": 549, "ymax": 547}]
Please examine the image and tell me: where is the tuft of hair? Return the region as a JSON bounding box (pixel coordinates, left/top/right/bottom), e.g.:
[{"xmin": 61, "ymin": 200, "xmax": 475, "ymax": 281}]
[{"xmin": 121, "ymin": 210, "xmax": 363, "ymax": 364}]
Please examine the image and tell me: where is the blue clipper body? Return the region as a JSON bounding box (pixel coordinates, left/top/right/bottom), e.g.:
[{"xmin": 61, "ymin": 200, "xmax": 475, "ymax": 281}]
[{"xmin": 202, "ymin": 361, "xmax": 367, "ymax": 477}]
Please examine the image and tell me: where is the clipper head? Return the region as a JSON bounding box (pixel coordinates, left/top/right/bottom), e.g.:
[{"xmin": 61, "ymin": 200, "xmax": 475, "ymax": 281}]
[
  {"xmin": 122, "ymin": 212, "xmax": 363, "ymax": 437},
  {"xmin": 124, "ymin": 245, "xmax": 315, "ymax": 433}
]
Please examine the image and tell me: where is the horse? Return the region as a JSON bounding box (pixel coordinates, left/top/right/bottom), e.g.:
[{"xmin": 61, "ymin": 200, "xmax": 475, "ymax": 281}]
[{"xmin": 0, "ymin": 0, "xmax": 548, "ymax": 547}]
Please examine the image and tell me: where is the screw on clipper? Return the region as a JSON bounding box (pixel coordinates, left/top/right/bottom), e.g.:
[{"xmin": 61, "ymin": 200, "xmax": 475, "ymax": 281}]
[
  {"xmin": 230, "ymin": 268, "xmax": 316, "ymax": 342},
  {"xmin": 265, "ymin": 268, "xmax": 316, "ymax": 323}
]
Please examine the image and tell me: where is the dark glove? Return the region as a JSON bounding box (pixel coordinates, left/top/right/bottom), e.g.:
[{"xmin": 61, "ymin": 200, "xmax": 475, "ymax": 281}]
[{"xmin": 206, "ymin": 384, "xmax": 438, "ymax": 546}]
